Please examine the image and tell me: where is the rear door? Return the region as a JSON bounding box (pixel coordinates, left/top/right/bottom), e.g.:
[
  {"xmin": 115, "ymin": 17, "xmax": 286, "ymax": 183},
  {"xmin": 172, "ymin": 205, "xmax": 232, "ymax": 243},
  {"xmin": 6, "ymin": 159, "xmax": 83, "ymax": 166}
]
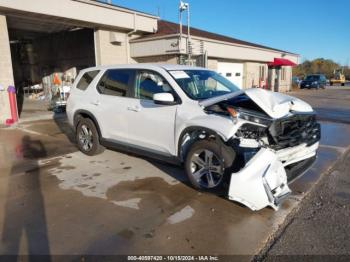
[
  {"xmin": 92, "ymin": 69, "xmax": 135, "ymax": 141},
  {"xmin": 125, "ymin": 70, "xmax": 178, "ymax": 156}
]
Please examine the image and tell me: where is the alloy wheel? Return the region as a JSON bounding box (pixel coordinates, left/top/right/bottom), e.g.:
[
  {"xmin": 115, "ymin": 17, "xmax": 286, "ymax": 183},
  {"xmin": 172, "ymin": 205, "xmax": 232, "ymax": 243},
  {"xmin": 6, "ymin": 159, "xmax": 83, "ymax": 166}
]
[
  {"xmin": 190, "ymin": 149, "xmax": 224, "ymax": 188},
  {"xmin": 78, "ymin": 124, "xmax": 93, "ymax": 151}
]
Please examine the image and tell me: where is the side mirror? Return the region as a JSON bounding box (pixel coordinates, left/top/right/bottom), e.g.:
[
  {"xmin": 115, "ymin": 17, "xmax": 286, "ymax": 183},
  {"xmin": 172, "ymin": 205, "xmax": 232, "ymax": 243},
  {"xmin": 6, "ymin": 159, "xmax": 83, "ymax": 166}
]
[{"xmin": 153, "ymin": 93, "xmax": 176, "ymax": 105}]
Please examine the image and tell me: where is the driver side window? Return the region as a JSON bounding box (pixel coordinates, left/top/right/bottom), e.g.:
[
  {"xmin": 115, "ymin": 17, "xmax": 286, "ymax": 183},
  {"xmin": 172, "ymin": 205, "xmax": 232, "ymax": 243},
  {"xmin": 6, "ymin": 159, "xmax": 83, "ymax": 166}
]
[{"xmin": 135, "ymin": 71, "xmax": 174, "ymax": 100}]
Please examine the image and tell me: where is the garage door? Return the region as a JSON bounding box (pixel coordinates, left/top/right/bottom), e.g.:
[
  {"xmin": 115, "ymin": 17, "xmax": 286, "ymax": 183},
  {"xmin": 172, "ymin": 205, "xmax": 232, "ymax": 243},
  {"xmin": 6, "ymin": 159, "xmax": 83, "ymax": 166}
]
[{"xmin": 217, "ymin": 62, "xmax": 243, "ymax": 88}]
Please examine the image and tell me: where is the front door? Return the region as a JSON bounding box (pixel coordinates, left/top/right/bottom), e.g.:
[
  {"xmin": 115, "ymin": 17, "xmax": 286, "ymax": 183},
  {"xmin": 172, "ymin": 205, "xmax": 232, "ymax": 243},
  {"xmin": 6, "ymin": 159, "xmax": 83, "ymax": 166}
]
[{"xmin": 125, "ymin": 70, "xmax": 178, "ymax": 156}]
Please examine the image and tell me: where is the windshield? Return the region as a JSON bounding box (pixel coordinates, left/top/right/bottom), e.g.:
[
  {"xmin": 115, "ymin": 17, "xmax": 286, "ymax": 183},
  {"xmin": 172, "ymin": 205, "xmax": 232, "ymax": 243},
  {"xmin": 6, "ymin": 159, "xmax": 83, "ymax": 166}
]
[
  {"xmin": 169, "ymin": 70, "xmax": 240, "ymax": 100},
  {"xmin": 305, "ymin": 75, "xmax": 320, "ymax": 81}
]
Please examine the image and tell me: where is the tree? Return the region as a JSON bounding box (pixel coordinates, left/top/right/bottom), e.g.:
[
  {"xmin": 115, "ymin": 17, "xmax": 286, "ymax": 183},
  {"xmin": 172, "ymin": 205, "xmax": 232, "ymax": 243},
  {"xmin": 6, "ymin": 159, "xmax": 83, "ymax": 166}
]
[{"xmin": 293, "ymin": 58, "xmax": 342, "ymax": 79}]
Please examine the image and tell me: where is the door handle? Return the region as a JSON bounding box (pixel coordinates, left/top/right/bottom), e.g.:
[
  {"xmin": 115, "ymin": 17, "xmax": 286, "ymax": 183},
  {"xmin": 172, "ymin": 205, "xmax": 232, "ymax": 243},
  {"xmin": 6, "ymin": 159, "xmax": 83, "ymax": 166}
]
[
  {"xmin": 127, "ymin": 106, "xmax": 141, "ymax": 112},
  {"xmin": 91, "ymin": 100, "xmax": 100, "ymax": 106}
]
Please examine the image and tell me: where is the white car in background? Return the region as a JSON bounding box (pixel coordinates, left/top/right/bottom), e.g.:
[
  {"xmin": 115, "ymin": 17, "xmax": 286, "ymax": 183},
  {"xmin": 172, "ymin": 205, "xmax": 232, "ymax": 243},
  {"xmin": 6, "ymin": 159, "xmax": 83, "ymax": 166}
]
[{"xmin": 67, "ymin": 64, "xmax": 321, "ymax": 211}]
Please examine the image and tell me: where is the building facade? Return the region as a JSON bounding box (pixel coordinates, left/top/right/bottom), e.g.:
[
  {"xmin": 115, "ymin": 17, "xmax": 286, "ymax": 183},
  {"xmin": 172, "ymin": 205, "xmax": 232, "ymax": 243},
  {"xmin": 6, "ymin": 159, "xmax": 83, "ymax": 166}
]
[
  {"xmin": 130, "ymin": 21, "xmax": 299, "ymax": 92},
  {"xmin": 0, "ymin": 0, "xmax": 298, "ymax": 123}
]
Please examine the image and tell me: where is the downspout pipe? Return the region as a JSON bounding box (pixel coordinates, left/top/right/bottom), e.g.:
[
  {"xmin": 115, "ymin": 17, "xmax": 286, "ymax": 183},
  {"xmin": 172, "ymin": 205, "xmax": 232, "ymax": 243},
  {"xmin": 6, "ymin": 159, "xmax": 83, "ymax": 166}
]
[{"xmin": 126, "ymin": 13, "xmax": 137, "ymax": 64}]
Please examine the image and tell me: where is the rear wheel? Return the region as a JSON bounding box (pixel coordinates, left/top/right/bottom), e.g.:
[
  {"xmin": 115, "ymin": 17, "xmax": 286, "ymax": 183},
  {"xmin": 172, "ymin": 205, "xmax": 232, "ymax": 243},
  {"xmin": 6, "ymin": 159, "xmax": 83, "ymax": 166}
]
[
  {"xmin": 76, "ymin": 118, "xmax": 104, "ymax": 156},
  {"xmin": 185, "ymin": 140, "xmax": 235, "ymax": 194}
]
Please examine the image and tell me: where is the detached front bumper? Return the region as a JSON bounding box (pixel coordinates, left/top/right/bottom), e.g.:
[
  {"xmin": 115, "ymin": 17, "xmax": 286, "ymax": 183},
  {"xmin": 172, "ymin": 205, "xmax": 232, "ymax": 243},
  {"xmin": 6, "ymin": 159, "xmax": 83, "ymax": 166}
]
[{"xmin": 228, "ymin": 142, "xmax": 319, "ymax": 211}]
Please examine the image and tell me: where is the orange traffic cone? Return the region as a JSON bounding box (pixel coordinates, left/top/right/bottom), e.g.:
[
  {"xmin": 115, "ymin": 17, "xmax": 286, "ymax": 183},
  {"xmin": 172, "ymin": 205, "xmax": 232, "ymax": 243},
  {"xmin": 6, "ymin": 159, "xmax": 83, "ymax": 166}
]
[{"xmin": 53, "ymin": 73, "xmax": 61, "ymax": 85}]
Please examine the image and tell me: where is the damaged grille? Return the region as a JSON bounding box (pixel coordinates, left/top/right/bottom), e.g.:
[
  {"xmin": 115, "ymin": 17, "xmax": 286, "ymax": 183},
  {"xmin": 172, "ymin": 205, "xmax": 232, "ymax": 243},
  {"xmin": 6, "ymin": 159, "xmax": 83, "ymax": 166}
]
[{"xmin": 268, "ymin": 113, "xmax": 321, "ymax": 150}]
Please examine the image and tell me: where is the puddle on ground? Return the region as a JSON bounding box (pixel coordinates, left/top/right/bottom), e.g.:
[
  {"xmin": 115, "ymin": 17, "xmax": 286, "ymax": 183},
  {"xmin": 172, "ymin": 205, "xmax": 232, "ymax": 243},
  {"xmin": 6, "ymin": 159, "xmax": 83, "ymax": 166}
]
[
  {"xmin": 118, "ymin": 229, "xmax": 135, "ymax": 240},
  {"xmin": 105, "ymin": 177, "xmax": 197, "ymax": 219},
  {"xmin": 40, "ymin": 154, "xmax": 181, "ymax": 202}
]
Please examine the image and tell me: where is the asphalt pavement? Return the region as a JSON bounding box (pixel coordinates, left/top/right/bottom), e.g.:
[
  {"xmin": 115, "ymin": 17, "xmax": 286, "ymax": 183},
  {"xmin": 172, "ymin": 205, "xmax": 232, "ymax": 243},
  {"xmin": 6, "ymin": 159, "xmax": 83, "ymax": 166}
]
[
  {"xmin": 261, "ymin": 148, "xmax": 350, "ymax": 259},
  {"xmin": 256, "ymin": 86, "xmax": 350, "ymax": 260}
]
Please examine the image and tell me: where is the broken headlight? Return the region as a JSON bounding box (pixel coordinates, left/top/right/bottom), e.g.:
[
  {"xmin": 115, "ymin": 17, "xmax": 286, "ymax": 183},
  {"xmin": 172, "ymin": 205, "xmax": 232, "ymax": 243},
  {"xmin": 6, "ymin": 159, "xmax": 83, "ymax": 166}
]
[
  {"xmin": 238, "ymin": 111, "xmax": 272, "ymax": 126},
  {"xmin": 236, "ymin": 123, "xmax": 268, "ymax": 140}
]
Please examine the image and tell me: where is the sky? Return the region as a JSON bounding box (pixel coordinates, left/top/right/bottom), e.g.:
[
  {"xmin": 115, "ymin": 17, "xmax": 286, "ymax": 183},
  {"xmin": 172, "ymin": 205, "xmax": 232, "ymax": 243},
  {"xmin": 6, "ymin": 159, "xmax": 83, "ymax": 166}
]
[{"xmin": 112, "ymin": 0, "xmax": 350, "ymax": 65}]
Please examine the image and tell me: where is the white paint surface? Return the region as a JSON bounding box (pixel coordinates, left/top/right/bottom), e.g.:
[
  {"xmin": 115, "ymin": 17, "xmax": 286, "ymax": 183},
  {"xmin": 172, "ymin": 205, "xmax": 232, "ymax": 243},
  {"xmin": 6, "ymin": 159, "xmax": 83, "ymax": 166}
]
[
  {"xmin": 167, "ymin": 205, "xmax": 195, "ymax": 224},
  {"xmin": 111, "ymin": 198, "xmax": 142, "ymax": 209}
]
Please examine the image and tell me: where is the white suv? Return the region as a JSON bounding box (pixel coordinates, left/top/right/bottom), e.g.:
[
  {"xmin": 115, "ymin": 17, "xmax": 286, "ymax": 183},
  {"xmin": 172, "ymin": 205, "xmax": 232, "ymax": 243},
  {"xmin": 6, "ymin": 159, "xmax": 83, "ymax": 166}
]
[{"xmin": 67, "ymin": 64, "xmax": 321, "ymax": 211}]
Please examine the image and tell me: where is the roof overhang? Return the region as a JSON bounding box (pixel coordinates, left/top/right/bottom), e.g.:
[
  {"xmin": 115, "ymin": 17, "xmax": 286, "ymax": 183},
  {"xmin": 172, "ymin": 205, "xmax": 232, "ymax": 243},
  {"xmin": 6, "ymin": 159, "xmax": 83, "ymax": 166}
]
[{"xmin": 0, "ymin": 0, "xmax": 158, "ymax": 33}]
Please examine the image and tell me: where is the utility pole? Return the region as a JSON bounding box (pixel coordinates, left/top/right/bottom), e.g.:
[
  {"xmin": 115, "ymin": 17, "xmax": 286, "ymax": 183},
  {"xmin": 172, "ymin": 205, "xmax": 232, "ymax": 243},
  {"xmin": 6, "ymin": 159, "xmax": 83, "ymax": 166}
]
[
  {"xmin": 179, "ymin": 1, "xmax": 190, "ymax": 64},
  {"xmin": 187, "ymin": 3, "xmax": 191, "ymax": 62},
  {"xmin": 179, "ymin": 1, "xmax": 183, "ymax": 54}
]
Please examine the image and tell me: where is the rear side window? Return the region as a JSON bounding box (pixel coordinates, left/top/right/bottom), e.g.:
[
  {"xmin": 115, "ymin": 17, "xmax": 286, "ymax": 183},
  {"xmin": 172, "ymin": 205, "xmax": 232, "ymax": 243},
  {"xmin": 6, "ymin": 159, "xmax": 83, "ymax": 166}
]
[
  {"xmin": 76, "ymin": 70, "xmax": 100, "ymax": 91},
  {"xmin": 97, "ymin": 69, "xmax": 134, "ymax": 97}
]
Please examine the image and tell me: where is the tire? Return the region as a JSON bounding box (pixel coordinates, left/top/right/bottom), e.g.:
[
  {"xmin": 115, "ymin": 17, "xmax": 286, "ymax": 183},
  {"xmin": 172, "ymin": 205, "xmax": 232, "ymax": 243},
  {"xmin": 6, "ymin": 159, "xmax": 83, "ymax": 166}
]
[
  {"xmin": 341, "ymin": 83, "xmax": 345, "ymax": 86},
  {"xmin": 76, "ymin": 117, "xmax": 104, "ymax": 156},
  {"xmin": 330, "ymin": 82, "xmax": 333, "ymax": 86},
  {"xmin": 185, "ymin": 139, "xmax": 235, "ymax": 194}
]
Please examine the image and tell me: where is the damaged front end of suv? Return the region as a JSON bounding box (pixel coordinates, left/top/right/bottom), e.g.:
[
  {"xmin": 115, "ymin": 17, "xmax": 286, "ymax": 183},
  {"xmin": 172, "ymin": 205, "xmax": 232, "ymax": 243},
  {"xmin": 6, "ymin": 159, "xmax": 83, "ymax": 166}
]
[{"xmin": 202, "ymin": 89, "xmax": 321, "ymax": 211}]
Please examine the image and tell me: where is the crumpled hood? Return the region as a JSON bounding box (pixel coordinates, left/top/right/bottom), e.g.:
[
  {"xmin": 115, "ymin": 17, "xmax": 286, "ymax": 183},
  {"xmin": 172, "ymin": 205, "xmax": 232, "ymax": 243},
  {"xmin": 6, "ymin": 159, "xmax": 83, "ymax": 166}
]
[
  {"xmin": 244, "ymin": 88, "xmax": 313, "ymax": 118},
  {"xmin": 199, "ymin": 88, "xmax": 314, "ymax": 119}
]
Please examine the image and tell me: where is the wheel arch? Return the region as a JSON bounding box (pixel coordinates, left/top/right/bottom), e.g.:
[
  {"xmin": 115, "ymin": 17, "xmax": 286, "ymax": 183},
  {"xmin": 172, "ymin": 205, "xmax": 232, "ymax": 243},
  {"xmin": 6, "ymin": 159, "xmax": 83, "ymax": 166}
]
[
  {"xmin": 73, "ymin": 110, "xmax": 102, "ymax": 139},
  {"xmin": 177, "ymin": 126, "xmax": 228, "ymax": 162}
]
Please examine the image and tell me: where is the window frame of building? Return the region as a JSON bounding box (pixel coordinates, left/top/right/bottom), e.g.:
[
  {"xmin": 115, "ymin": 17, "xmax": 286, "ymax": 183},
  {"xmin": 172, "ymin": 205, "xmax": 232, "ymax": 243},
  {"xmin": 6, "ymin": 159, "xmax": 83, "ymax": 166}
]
[
  {"xmin": 259, "ymin": 65, "xmax": 266, "ymax": 80},
  {"xmin": 281, "ymin": 68, "xmax": 287, "ymax": 81}
]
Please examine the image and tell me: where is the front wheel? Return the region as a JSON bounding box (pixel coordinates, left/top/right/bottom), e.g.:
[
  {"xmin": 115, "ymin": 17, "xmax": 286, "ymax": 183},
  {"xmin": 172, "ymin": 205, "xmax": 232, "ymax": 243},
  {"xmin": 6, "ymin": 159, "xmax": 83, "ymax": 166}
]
[{"xmin": 185, "ymin": 140, "xmax": 235, "ymax": 194}]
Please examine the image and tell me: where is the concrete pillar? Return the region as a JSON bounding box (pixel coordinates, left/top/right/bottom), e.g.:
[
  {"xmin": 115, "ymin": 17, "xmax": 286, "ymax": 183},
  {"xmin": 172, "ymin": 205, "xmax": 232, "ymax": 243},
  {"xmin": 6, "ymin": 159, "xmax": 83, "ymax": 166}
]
[
  {"xmin": 0, "ymin": 15, "xmax": 14, "ymax": 124},
  {"xmin": 94, "ymin": 29, "xmax": 129, "ymax": 66}
]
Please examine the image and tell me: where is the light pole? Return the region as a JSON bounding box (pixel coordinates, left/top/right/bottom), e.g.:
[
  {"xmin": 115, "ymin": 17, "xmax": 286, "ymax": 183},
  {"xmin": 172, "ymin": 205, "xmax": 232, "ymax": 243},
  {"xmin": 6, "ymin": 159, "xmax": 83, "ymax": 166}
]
[{"xmin": 179, "ymin": 1, "xmax": 190, "ymax": 64}]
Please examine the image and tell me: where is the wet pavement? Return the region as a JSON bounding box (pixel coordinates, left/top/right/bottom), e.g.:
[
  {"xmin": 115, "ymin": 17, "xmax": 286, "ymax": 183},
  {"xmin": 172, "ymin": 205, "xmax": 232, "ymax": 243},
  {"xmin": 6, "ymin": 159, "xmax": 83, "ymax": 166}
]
[
  {"xmin": 0, "ymin": 88, "xmax": 350, "ymax": 257},
  {"xmin": 290, "ymin": 86, "xmax": 350, "ymax": 124}
]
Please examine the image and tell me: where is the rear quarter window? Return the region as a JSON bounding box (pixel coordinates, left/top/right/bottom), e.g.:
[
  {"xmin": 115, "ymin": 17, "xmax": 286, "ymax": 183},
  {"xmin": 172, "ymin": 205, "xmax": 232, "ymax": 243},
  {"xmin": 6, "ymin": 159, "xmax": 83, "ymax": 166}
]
[
  {"xmin": 97, "ymin": 69, "xmax": 135, "ymax": 97},
  {"xmin": 76, "ymin": 70, "xmax": 100, "ymax": 91}
]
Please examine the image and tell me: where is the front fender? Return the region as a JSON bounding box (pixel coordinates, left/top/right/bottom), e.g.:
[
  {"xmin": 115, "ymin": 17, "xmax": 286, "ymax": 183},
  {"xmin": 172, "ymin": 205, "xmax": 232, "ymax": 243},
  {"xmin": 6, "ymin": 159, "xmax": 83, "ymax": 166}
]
[{"xmin": 176, "ymin": 114, "xmax": 241, "ymax": 145}]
